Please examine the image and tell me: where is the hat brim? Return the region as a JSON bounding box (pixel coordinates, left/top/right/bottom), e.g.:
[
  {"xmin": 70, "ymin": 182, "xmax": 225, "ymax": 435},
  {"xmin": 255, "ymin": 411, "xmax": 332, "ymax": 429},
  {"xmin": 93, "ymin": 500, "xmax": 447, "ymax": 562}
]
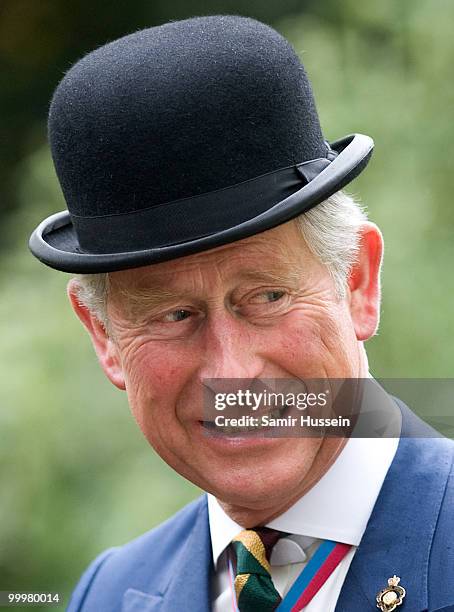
[{"xmin": 29, "ymin": 133, "xmax": 373, "ymax": 273}]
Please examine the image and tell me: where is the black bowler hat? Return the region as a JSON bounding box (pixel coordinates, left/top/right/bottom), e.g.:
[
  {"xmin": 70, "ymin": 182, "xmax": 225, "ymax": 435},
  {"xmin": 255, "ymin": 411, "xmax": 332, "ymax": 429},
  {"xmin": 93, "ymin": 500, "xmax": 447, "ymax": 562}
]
[{"xmin": 29, "ymin": 15, "xmax": 373, "ymax": 273}]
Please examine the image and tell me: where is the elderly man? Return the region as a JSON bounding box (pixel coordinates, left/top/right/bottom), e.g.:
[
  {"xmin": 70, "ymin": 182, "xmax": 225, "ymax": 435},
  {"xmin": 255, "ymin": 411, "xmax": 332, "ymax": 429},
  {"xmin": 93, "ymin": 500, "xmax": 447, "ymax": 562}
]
[{"xmin": 30, "ymin": 15, "xmax": 453, "ymax": 612}]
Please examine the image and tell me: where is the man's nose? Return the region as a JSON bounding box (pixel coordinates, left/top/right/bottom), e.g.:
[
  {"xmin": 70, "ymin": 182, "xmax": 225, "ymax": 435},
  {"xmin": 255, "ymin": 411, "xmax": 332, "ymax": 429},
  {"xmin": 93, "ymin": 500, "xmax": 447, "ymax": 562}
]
[{"xmin": 197, "ymin": 310, "xmax": 266, "ymax": 382}]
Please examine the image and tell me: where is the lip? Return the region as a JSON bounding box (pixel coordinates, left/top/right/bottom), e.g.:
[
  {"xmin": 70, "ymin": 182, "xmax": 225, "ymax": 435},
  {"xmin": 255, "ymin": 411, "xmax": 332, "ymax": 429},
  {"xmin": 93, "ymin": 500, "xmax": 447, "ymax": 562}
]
[{"xmin": 193, "ymin": 419, "xmax": 286, "ymax": 451}]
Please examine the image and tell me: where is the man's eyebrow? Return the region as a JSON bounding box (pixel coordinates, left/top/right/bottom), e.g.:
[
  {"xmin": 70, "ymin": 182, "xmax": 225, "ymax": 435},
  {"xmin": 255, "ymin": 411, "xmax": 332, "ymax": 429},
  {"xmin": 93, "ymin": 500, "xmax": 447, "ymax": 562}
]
[
  {"xmin": 239, "ymin": 268, "xmax": 302, "ymax": 287},
  {"xmin": 114, "ymin": 285, "xmax": 195, "ymax": 316}
]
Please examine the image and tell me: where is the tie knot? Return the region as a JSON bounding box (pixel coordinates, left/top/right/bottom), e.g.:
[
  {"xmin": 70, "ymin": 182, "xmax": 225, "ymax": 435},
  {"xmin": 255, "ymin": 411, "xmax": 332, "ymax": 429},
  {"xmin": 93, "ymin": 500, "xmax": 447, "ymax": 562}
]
[{"xmin": 232, "ymin": 527, "xmax": 285, "ymax": 572}]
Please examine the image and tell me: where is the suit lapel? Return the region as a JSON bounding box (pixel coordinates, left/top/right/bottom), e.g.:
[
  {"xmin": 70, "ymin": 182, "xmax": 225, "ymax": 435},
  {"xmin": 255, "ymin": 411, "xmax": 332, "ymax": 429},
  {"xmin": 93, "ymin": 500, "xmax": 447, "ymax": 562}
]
[
  {"xmin": 160, "ymin": 496, "xmax": 212, "ymax": 612},
  {"xmin": 121, "ymin": 496, "xmax": 212, "ymax": 612},
  {"xmin": 336, "ymin": 401, "xmax": 452, "ymax": 612}
]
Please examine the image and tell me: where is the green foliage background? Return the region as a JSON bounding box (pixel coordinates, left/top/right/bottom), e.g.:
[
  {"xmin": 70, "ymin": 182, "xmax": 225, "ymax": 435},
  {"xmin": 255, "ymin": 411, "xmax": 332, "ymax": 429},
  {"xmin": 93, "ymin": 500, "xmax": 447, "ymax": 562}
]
[{"xmin": 1, "ymin": 0, "xmax": 453, "ymax": 609}]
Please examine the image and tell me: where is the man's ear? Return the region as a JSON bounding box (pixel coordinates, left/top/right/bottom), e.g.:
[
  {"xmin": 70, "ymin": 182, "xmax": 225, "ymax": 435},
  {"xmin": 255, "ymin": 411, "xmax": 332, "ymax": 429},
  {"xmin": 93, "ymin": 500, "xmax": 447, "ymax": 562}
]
[
  {"xmin": 347, "ymin": 222, "xmax": 383, "ymax": 341},
  {"xmin": 67, "ymin": 279, "xmax": 126, "ymax": 390}
]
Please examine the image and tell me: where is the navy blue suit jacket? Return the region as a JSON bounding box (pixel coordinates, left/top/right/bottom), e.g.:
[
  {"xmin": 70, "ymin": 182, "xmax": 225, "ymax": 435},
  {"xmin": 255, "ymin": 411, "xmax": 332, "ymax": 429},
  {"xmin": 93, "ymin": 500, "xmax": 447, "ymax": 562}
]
[{"xmin": 67, "ymin": 401, "xmax": 454, "ymax": 612}]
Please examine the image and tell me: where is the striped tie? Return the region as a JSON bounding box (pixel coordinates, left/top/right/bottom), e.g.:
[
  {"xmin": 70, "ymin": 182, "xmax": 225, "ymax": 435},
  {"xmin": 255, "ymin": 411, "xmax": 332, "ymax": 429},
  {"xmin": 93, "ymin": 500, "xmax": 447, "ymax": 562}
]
[{"xmin": 232, "ymin": 527, "xmax": 283, "ymax": 612}]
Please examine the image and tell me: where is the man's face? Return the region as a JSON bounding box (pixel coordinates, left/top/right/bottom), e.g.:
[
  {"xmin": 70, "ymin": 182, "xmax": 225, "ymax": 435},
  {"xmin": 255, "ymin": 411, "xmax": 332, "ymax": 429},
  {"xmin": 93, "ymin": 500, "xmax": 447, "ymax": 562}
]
[{"xmin": 73, "ymin": 219, "xmax": 380, "ymax": 516}]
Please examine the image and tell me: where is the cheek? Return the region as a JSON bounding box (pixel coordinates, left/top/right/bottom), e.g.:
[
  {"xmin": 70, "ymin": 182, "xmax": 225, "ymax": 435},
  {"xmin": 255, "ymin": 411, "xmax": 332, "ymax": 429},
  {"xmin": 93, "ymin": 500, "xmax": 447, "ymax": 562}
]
[
  {"xmin": 270, "ymin": 305, "xmax": 356, "ymax": 373},
  {"xmin": 120, "ymin": 341, "xmax": 196, "ymax": 427}
]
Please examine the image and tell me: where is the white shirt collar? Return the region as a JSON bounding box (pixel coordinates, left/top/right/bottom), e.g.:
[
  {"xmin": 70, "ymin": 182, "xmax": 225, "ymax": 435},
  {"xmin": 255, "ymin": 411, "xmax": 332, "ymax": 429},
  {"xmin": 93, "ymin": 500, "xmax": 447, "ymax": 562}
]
[{"xmin": 208, "ymin": 378, "xmax": 401, "ymax": 567}]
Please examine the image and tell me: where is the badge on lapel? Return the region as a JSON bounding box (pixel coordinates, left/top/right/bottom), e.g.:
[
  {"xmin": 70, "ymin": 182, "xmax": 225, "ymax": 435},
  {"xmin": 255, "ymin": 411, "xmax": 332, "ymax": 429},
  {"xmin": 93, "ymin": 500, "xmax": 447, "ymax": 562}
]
[{"xmin": 376, "ymin": 575, "xmax": 406, "ymax": 611}]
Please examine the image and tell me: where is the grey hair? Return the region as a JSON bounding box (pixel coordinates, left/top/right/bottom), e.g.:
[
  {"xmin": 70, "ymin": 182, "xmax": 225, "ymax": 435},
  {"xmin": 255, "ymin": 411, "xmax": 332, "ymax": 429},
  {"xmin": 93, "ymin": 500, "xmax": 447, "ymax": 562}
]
[
  {"xmin": 73, "ymin": 190, "xmax": 368, "ymax": 325},
  {"xmin": 295, "ymin": 190, "xmax": 368, "ymax": 297}
]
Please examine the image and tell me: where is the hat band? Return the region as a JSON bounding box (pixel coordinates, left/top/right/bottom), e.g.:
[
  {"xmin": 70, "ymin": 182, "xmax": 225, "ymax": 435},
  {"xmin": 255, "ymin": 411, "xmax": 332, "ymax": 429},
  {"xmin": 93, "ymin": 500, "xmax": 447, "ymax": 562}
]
[{"xmin": 71, "ymin": 157, "xmax": 332, "ymax": 254}]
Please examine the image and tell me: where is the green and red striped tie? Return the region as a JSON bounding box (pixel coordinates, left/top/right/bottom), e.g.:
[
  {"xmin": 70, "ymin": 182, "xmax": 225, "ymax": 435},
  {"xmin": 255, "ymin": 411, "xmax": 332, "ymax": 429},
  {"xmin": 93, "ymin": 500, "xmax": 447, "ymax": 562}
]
[{"xmin": 232, "ymin": 527, "xmax": 283, "ymax": 612}]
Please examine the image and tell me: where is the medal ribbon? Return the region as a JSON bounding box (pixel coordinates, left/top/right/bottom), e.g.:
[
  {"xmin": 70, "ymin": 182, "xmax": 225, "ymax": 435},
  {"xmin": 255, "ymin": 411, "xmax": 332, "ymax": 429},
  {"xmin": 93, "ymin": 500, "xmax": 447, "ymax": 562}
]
[{"xmin": 276, "ymin": 540, "xmax": 352, "ymax": 612}]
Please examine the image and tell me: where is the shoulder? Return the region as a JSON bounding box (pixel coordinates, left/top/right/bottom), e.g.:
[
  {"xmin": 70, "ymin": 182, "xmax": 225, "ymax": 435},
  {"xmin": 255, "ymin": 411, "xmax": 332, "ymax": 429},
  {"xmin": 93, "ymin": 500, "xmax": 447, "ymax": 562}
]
[
  {"xmin": 394, "ymin": 404, "xmax": 454, "ymax": 607},
  {"xmin": 67, "ymin": 494, "xmax": 208, "ymax": 612},
  {"xmin": 428, "ymin": 436, "xmax": 454, "ymax": 604}
]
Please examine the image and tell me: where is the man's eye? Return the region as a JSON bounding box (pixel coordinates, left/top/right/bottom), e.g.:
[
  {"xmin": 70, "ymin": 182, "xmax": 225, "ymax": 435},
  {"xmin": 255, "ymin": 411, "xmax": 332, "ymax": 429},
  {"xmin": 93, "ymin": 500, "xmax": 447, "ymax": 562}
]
[
  {"xmin": 163, "ymin": 309, "xmax": 193, "ymax": 322},
  {"xmin": 266, "ymin": 290, "xmax": 285, "ymax": 302},
  {"xmin": 250, "ymin": 290, "xmax": 286, "ymax": 304}
]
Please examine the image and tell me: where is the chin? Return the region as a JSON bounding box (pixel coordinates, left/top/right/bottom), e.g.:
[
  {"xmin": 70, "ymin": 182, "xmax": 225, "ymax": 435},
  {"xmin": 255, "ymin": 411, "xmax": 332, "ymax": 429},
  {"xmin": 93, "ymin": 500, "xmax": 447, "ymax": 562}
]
[
  {"xmin": 203, "ymin": 458, "xmax": 311, "ymax": 511},
  {"xmin": 210, "ymin": 480, "xmax": 284, "ymax": 511}
]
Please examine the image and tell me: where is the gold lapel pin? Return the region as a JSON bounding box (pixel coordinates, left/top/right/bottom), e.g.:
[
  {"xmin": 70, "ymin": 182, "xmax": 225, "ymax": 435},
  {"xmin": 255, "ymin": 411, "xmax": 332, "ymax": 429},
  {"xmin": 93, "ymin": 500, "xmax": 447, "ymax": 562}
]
[{"xmin": 376, "ymin": 575, "xmax": 406, "ymax": 611}]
